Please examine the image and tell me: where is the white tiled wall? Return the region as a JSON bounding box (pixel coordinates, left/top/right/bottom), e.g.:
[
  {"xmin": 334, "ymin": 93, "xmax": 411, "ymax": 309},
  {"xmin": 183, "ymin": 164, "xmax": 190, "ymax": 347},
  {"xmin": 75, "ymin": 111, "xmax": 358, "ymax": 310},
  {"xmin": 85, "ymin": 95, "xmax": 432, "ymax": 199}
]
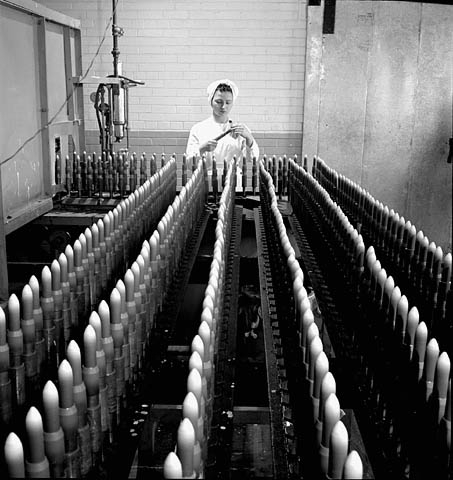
[{"xmin": 37, "ymin": 0, "xmax": 307, "ymax": 135}]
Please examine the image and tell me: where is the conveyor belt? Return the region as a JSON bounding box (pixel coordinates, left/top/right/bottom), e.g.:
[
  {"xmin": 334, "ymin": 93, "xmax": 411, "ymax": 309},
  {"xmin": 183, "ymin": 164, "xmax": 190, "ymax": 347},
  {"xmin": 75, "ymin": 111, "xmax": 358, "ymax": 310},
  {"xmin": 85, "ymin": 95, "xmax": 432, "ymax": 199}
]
[
  {"xmin": 255, "ymin": 206, "xmax": 292, "ymax": 479},
  {"xmin": 206, "ymin": 205, "xmax": 242, "ymax": 477}
]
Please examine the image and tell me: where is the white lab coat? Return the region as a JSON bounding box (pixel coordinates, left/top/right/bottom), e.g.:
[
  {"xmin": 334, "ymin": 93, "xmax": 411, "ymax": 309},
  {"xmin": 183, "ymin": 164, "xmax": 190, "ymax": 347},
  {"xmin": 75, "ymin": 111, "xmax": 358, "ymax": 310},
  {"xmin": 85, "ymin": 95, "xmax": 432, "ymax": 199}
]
[{"xmin": 186, "ymin": 116, "xmax": 260, "ymax": 167}]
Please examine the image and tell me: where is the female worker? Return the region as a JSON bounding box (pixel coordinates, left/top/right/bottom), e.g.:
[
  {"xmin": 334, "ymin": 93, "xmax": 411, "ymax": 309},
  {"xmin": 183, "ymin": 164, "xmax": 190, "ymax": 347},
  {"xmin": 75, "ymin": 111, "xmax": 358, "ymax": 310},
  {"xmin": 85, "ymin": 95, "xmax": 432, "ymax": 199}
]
[{"xmin": 186, "ymin": 79, "xmax": 260, "ymax": 172}]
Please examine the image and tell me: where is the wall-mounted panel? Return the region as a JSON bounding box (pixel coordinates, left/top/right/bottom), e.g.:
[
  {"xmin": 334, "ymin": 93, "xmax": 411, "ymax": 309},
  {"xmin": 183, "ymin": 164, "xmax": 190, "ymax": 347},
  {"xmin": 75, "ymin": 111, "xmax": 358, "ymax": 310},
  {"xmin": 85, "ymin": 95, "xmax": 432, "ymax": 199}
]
[
  {"xmin": 407, "ymin": 3, "xmax": 452, "ymax": 243},
  {"xmin": 361, "ymin": 3, "xmax": 421, "ymax": 212},
  {"xmin": 0, "ymin": 5, "xmax": 45, "ymax": 217},
  {"xmin": 317, "ymin": 2, "xmax": 374, "ymax": 184},
  {"xmin": 301, "ymin": 3, "xmax": 324, "ymax": 169},
  {"xmin": 46, "ymin": 20, "xmax": 67, "ymax": 122},
  {"xmin": 0, "ymin": 0, "xmax": 83, "ymax": 233},
  {"xmin": 304, "ymin": 1, "xmax": 452, "ymax": 251}
]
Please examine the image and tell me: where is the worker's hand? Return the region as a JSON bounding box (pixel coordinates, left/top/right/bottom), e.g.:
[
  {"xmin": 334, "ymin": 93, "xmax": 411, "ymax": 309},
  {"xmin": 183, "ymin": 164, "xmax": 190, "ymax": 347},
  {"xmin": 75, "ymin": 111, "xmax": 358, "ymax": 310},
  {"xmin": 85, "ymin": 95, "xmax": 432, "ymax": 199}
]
[
  {"xmin": 200, "ymin": 139, "xmax": 218, "ymax": 154},
  {"xmin": 230, "ymin": 124, "xmax": 253, "ymax": 146}
]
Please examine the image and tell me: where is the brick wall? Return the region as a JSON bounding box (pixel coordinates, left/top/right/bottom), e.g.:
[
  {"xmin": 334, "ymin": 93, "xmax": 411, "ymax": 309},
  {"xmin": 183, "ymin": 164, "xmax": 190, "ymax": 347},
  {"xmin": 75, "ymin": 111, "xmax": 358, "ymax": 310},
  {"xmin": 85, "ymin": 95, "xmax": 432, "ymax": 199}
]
[{"xmin": 37, "ymin": 0, "xmax": 306, "ymax": 154}]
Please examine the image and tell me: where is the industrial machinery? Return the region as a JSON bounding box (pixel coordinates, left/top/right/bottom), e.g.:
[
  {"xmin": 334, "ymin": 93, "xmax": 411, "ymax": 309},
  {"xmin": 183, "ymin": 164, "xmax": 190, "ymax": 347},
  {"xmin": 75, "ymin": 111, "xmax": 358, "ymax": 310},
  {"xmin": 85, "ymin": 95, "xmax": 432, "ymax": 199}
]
[
  {"xmin": 0, "ymin": 2, "xmax": 451, "ymax": 479},
  {"xmin": 0, "ymin": 150, "xmax": 451, "ymax": 478},
  {"xmin": 89, "ymin": 0, "xmax": 144, "ymax": 156}
]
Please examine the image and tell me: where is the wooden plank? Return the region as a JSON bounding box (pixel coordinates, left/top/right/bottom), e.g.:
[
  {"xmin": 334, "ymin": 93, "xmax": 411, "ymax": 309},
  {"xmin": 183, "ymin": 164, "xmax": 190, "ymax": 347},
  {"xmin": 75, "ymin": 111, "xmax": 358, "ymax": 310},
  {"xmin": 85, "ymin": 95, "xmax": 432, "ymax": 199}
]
[
  {"xmin": 233, "ymin": 406, "xmax": 270, "ymax": 424},
  {"xmin": 63, "ymin": 26, "xmax": 75, "ymax": 121},
  {"xmin": 301, "ymin": 3, "xmax": 324, "ymax": 166},
  {"xmin": 37, "ymin": 17, "xmax": 52, "ymax": 196},
  {"xmin": 0, "ymin": 167, "xmax": 9, "ymax": 304},
  {"xmin": 4, "ymin": 197, "xmax": 54, "ymax": 235},
  {"xmin": 246, "ymin": 423, "xmax": 273, "ymax": 476},
  {"xmin": 73, "ymin": 75, "xmax": 123, "ymax": 86},
  {"xmin": 0, "ymin": 0, "xmax": 80, "ymax": 28},
  {"xmin": 254, "ymin": 207, "xmax": 289, "ymax": 478},
  {"xmin": 48, "ymin": 120, "xmax": 82, "ymax": 135},
  {"xmin": 74, "ymin": 29, "xmax": 86, "ymax": 153}
]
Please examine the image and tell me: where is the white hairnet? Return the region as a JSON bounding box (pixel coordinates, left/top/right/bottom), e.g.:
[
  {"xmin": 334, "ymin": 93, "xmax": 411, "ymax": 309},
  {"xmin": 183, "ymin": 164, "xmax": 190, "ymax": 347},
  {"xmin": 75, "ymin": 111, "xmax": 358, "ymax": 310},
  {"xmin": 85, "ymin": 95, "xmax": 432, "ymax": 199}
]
[{"xmin": 206, "ymin": 79, "xmax": 239, "ymax": 104}]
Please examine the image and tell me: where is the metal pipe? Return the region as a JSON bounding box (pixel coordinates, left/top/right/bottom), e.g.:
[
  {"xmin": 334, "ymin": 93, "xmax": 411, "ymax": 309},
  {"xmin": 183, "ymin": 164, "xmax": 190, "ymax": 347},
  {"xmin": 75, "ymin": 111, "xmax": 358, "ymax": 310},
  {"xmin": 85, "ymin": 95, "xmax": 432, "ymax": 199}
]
[{"xmin": 112, "ymin": 0, "xmax": 119, "ymax": 78}]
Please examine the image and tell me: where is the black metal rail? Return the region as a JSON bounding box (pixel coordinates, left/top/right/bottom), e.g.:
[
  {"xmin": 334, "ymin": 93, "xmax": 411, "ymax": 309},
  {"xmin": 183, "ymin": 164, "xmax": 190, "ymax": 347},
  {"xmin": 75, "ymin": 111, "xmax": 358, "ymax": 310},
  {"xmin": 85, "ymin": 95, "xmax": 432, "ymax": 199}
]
[
  {"xmin": 206, "ymin": 205, "xmax": 243, "ymax": 478},
  {"xmin": 255, "ymin": 206, "xmax": 294, "ymax": 479},
  {"xmin": 287, "ymin": 214, "xmax": 336, "ymax": 359}
]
